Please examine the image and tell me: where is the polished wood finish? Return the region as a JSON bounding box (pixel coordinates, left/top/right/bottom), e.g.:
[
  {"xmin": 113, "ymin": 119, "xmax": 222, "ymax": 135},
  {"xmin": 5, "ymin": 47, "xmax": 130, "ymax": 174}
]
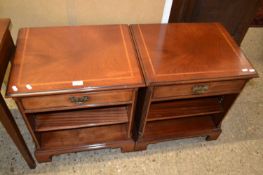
[
  {"xmin": 131, "ymin": 23, "xmax": 257, "ymax": 85},
  {"xmin": 35, "ymin": 106, "xmax": 129, "ymax": 132},
  {"xmin": 6, "ymin": 25, "xmax": 144, "ymax": 97},
  {"xmin": 0, "ymin": 96, "xmax": 36, "ymax": 168},
  {"xmin": 36, "ymin": 124, "xmax": 133, "ymax": 162},
  {"xmin": 0, "ymin": 19, "xmax": 14, "ymax": 84},
  {"xmin": 131, "ymin": 23, "xmax": 257, "ymax": 150},
  {"xmin": 142, "ymin": 116, "xmax": 220, "ymax": 141},
  {"xmin": 0, "ymin": 19, "xmax": 36, "ymax": 169},
  {"xmin": 5, "ymin": 22, "xmax": 258, "ymax": 161},
  {"xmin": 40, "ymin": 124, "xmax": 128, "ymax": 149},
  {"xmin": 6, "ymin": 25, "xmax": 144, "ymax": 162},
  {"xmin": 148, "ymin": 97, "xmax": 223, "ymax": 121},
  {"xmin": 169, "ymin": 0, "xmax": 261, "ymax": 44},
  {"xmin": 152, "ymin": 80, "xmax": 246, "ymax": 100},
  {"xmin": 21, "ymin": 89, "xmax": 133, "ymax": 112}
]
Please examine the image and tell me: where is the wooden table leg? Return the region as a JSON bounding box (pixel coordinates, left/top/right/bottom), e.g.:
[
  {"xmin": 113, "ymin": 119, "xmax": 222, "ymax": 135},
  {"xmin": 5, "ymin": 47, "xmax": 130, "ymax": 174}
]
[{"xmin": 0, "ymin": 95, "xmax": 36, "ymax": 169}]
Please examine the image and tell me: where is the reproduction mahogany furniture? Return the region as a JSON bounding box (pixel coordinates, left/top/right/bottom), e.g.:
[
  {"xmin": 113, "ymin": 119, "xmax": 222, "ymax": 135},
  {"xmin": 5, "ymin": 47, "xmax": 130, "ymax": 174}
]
[
  {"xmin": 169, "ymin": 0, "xmax": 261, "ymax": 44},
  {"xmin": 0, "ymin": 19, "xmax": 36, "ymax": 168},
  {"xmin": 131, "ymin": 23, "xmax": 258, "ymax": 150},
  {"xmin": 6, "ymin": 25, "xmax": 144, "ymax": 162}
]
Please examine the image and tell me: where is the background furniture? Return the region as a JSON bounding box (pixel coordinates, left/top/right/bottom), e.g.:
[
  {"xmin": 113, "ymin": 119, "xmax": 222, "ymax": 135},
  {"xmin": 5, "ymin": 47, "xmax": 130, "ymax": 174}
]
[
  {"xmin": 6, "ymin": 25, "xmax": 144, "ymax": 162},
  {"xmin": 168, "ymin": 0, "xmax": 261, "ymax": 44},
  {"xmin": 0, "ymin": 19, "xmax": 36, "ymax": 169},
  {"xmin": 131, "ymin": 23, "xmax": 258, "ymax": 150},
  {"xmin": 251, "ymin": 0, "xmax": 263, "ymax": 26}
]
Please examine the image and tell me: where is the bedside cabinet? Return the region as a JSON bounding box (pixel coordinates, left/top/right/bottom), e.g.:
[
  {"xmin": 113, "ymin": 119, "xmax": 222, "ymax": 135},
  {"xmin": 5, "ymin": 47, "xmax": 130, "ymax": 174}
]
[
  {"xmin": 131, "ymin": 23, "xmax": 258, "ymax": 150},
  {"xmin": 6, "ymin": 25, "xmax": 144, "ymax": 162}
]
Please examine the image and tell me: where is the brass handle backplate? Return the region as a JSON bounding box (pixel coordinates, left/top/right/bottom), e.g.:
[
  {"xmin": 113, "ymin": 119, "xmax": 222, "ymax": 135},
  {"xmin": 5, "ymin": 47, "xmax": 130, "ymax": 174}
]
[
  {"xmin": 69, "ymin": 96, "xmax": 89, "ymax": 105},
  {"xmin": 192, "ymin": 84, "xmax": 209, "ymax": 94}
]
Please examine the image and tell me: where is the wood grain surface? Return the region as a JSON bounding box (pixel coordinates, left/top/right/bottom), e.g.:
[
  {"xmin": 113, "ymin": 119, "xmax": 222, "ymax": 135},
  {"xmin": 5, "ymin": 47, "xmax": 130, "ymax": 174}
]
[
  {"xmin": 131, "ymin": 23, "xmax": 257, "ymax": 85},
  {"xmin": 7, "ymin": 25, "xmax": 144, "ymax": 97}
]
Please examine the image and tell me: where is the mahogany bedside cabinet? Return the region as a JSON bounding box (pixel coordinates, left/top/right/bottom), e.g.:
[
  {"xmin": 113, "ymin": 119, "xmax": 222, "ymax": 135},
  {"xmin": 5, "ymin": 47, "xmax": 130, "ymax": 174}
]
[
  {"xmin": 130, "ymin": 23, "xmax": 258, "ymax": 150},
  {"xmin": 6, "ymin": 25, "xmax": 144, "ymax": 162}
]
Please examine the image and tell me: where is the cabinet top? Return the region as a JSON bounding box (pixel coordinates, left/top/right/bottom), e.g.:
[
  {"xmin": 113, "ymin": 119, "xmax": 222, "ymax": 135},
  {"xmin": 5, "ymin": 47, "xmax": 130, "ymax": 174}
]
[
  {"xmin": 131, "ymin": 23, "xmax": 258, "ymax": 85},
  {"xmin": 7, "ymin": 25, "xmax": 144, "ymax": 97}
]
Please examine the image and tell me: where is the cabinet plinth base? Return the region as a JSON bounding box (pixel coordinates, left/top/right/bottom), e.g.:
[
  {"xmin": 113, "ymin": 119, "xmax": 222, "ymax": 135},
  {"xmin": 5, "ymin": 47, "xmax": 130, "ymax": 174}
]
[
  {"xmin": 135, "ymin": 129, "xmax": 222, "ymax": 151},
  {"xmin": 35, "ymin": 152, "xmax": 52, "ymax": 163},
  {"xmin": 206, "ymin": 131, "xmax": 222, "ymax": 141},
  {"xmin": 35, "ymin": 139, "xmax": 135, "ymax": 163},
  {"xmin": 134, "ymin": 143, "xmax": 148, "ymax": 151}
]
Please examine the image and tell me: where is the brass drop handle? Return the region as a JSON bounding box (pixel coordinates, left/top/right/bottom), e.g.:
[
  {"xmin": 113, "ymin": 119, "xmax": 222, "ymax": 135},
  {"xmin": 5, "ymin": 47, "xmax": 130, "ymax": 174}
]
[
  {"xmin": 192, "ymin": 84, "xmax": 209, "ymax": 94},
  {"xmin": 69, "ymin": 96, "xmax": 89, "ymax": 105}
]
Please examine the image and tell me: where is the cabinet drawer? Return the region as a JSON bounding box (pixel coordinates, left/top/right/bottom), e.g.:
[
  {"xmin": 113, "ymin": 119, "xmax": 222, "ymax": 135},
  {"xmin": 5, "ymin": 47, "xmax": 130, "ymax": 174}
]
[
  {"xmin": 21, "ymin": 89, "xmax": 133, "ymax": 111},
  {"xmin": 153, "ymin": 80, "xmax": 246, "ymax": 100}
]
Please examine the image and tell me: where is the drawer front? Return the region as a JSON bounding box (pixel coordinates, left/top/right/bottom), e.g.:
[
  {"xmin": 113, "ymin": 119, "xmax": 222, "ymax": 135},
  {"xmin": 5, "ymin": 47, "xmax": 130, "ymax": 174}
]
[
  {"xmin": 153, "ymin": 80, "xmax": 246, "ymax": 100},
  {"xmin": 22, "ymin": 89, "xmax": 133, "ymax": 111}
]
